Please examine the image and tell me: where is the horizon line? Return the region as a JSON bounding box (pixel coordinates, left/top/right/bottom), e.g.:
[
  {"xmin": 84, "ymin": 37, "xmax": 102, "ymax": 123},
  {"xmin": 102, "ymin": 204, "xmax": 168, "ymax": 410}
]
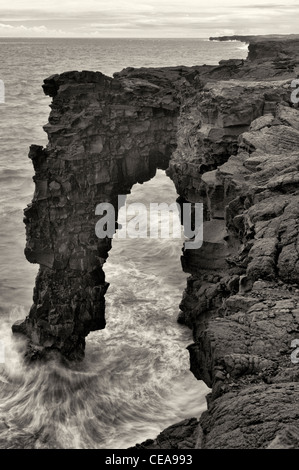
[{"xmin": 0, "ymin": 36, "xmax": 211, "ymax": 39}]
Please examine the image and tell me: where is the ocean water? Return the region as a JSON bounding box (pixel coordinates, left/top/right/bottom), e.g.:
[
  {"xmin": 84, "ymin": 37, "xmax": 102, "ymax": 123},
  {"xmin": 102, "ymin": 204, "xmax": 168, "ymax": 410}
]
[{"xmin": 0, "ymin": 38, "xmax": 248, "ymax": 448}]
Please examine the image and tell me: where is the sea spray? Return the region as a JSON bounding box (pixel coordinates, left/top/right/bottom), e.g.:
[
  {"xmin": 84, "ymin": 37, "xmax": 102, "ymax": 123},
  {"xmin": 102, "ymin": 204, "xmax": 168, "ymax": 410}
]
[
  {"xmin": 0, "ymin": 171, "xmax": 209, "ymax": 449},
  {"xmin": 0, "ymin": 310, "xmax": 208, "ymax": 449}
]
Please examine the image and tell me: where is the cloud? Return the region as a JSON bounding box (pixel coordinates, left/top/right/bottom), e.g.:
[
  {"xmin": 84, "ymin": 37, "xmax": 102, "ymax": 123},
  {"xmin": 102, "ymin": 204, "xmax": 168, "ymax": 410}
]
[
  {"xmin": 0, "ymin": 23, "xmax": 71, "ymax": 37},
  {"xmin": 0, "ymin": 1, "xmax": 298, "ymax": 37},
  {"xmin": 237, "ymin": 3, "xmax": 299, "ymax": 8}
]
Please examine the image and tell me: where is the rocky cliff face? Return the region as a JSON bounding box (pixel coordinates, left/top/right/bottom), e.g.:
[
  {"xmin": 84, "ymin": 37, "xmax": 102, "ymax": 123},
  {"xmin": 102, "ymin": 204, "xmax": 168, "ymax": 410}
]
[
  {"xmin": 174, "ymin": 96, "xmax": 299, "ymax": 449},
  {"xmin": 14, "ymin": 37, "xmax": 299, "ymax": 448},
  {"xmin": 13, "ymin": 68, "xmax": 185, "ymax": 359}
]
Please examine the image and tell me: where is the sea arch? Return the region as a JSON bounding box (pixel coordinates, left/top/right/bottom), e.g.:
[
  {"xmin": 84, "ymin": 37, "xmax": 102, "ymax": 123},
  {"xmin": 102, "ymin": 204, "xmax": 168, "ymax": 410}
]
[{"xmin": 13, "ymin": 69, "xmax": 183, "ymax": 360}]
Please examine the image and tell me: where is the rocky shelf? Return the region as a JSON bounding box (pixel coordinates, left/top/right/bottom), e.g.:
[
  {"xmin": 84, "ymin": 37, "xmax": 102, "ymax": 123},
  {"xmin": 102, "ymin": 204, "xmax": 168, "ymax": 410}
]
[{"xmin": 13, "ymin": 35, "xmax": 299, "ymax": 448}]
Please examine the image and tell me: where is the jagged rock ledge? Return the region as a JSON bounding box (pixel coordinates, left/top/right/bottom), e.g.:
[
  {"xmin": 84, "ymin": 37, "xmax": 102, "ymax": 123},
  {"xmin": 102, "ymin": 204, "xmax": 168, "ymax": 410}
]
[
  {"xmin": 210, "ymin": 34, "xmax": 299, "ymax": 64},
  {"xmin": 13, "ymin": 36, "xmax": 299, "ymax": 448},
  {"xmin": 210, "ymin": 34, "xmax": 299, "ymax": 42}
]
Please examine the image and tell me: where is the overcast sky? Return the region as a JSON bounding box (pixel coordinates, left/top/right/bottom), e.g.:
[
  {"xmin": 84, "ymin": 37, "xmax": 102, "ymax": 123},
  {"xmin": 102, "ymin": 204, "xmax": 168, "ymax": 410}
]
[{"xmin": 0, "ymin": 0, "xmax": 298, "ymax": 38}]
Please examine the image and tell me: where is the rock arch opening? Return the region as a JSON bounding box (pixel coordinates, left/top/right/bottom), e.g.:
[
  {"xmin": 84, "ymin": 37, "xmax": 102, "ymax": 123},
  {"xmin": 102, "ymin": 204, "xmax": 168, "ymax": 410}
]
[{"xmin": 84, "ymin": 169, "xmax": 209, "ymax": 446}]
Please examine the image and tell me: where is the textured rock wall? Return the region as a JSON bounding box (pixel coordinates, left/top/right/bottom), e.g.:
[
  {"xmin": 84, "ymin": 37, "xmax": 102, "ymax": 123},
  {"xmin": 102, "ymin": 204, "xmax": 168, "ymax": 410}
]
[
  {"xmin": 167, "ymin": 50, "xmax": 299, "ymax": 448},
  {"xmin": 177, "ymin": 101, "xmax": 299, "ymax": 448}
]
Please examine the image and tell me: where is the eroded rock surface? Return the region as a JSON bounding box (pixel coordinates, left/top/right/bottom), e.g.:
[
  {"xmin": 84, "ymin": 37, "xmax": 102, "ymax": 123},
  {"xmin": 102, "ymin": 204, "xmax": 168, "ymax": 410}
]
[
  {"xmin": 13, "ymin": 69, "xmax": 183, "ymax": 359},
  {"xmin": 14, "ymin": 36, "xmax": 299, "ymax": 448},
  {"xmin": 169, "ymin": 41, "xmax": 299, "ymax": 449},
  {"xmin": 131, "ymin": 418, "xmax": 200, "ymax": 450}
]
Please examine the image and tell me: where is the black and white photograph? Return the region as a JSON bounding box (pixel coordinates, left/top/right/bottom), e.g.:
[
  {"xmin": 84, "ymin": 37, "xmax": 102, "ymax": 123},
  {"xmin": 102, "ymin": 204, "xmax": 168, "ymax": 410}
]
[{"xmin": 0, "ymin": 0, "xmax": 298, "ymax": 456}]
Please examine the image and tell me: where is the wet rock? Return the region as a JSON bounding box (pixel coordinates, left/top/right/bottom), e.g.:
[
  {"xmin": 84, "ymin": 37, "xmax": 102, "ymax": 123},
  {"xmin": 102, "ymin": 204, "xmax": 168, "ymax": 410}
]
[{"xmin": 131, "ymin": 418, "xmax": 200, "ymax": 449}]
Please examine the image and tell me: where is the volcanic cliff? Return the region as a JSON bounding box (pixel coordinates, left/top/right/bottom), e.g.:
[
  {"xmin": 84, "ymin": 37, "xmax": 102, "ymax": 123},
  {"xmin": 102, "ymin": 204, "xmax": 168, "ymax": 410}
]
[{"xmin": 13, "ymin": 37, "xmax": 299, "ymax": 448}]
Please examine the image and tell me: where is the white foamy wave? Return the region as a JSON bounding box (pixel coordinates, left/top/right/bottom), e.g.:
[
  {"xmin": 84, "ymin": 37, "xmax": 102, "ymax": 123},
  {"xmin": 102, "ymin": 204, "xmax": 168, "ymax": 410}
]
[
  {"xmin": 238, "ymin": 43, "xmax": 249, "ymax": 51},
  {"xmin": 0, "ymin": 310, "xmax": 209, "ymax": 449}
]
